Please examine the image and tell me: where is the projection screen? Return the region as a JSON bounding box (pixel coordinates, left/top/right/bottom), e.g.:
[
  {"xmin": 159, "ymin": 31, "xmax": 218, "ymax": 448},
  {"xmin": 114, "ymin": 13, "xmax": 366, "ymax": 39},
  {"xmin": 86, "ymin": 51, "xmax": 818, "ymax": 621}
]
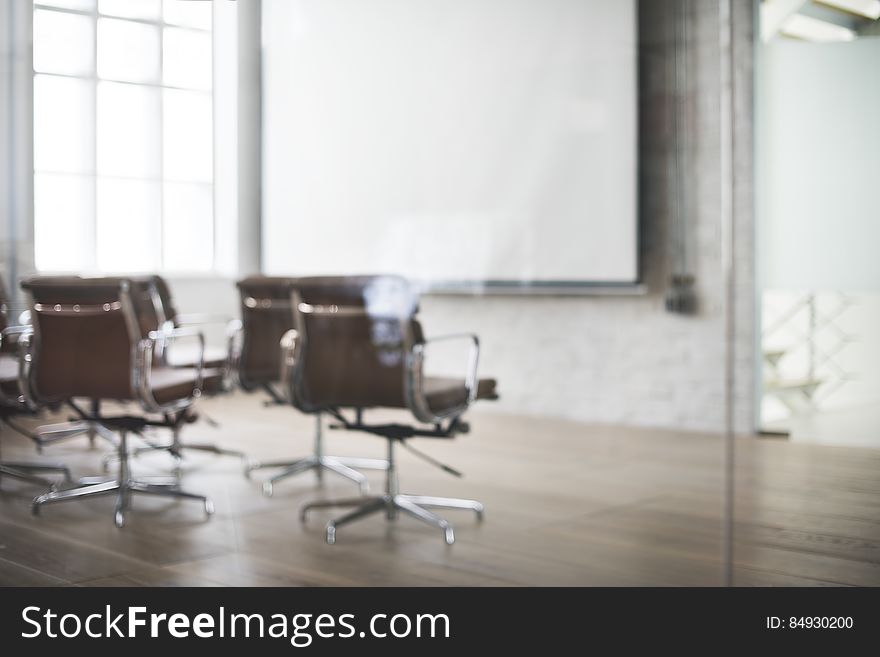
[{"xmin": 262, "ymin": 0, "xmax": 638, "ymax": 289}]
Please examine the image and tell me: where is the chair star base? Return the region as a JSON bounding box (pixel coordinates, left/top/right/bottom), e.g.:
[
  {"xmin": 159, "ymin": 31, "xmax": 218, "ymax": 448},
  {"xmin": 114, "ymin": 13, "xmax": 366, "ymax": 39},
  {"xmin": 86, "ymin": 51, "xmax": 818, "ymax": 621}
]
[
  {"xmin": 33, "ymin": 419, "xmax": 118, "ymax": 452},
  {"xmin": 32, "ymin": 478, "xmax": 214, "ymax": 528},
  {"xmin": 246, "ymin": 454, "xmax": 388, "ymax": 496},
  {"xmin": 0, "ymin": 462, "xmax": 71, "ymax": 490},
  {"xmin": 32, "ymin": 430, "xmax": 213, "ymax": 528},
  {"xmin": 301, "ymin": 493, "xmax": 484, "ymax": 545},
  {"xmin": 245, "ymin": 414, "xmax": 388, "ymax": 496},
  {"xmin": 131, "ymin": 440, "xmax": 246, "ymax": 467}
]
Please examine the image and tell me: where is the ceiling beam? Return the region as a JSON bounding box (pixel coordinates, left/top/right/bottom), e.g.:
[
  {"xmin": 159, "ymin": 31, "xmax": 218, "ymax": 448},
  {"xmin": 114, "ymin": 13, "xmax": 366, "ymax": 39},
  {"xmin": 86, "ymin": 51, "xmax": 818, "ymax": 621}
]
[{"xmin": 761, "ymin": 0, "xmax": 809, "ymax": 41}]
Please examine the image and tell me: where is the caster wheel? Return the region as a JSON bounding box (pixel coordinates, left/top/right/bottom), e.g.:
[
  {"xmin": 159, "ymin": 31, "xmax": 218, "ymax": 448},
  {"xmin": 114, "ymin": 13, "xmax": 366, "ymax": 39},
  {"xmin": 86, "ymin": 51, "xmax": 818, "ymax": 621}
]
[
  {"xmin": 444, "ymin": 526, "xmax": 455, "ymax": 545},
  {"xmin": 262, "ymin": 482, "xmax": 274, "ymax": 497},
  {"xmin": 31, "ymin": 504, "xmax": 41, "ymax": 516},
  {"xmin": 205, "ymin": 499, "xmax": 215, "ymax": 515},
  {"xmin": 326, "ymin": 525, "xmax": 336, "ymax": 545},
  {"xmin": 114, "ymin": 511, "xmax": 125, "ymax": 528}
]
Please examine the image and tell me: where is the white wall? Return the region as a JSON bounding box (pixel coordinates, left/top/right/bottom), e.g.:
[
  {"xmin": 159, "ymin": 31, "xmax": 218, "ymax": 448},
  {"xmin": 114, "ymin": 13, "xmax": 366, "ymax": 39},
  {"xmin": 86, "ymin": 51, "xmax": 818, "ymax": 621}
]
[
  {"xmin": 0, "ymin": 0, "xmax": 34, "ymax": 298},
  {"xmin": 759, "ymin": 38, "xmax": 880, "ymax": 291},
  {"xmin": 758, "ymin": 37, "xmax": 880, "ymax": 426},
  {"xmin": 259, "ymin": 0, "xmax": 758, "ymax": 433}
]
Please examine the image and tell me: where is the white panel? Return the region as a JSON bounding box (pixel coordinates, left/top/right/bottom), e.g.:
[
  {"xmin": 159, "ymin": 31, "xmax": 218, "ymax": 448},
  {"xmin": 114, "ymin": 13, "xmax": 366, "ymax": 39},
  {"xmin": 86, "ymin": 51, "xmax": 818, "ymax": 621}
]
[
  {"xmin": 163, "ymin": 181, "xmax": 214, "ymax": 271},
  {"xmin": 34, "ymin": 173, "xmax": 94, "ymax": 272},
  {"xmin": 96, "ymin": 177, "xmax": 161, "ymax": 272},
  {"xmin": 262, "ymin": 0, "xmax": 638, "ymax": 284},
  {"xmin": 99, "ymin": 0, "xmax": 160, "ymax": 20},
  {"xmin": 34, "ymin": 74, "xmax": 94, "ymax": 173},
  {"xmin": 759, "ymin": 38, "xmax": 880, "ymax": 290},
  {"xmin": 164, "ymin": 88, "xmax": 213, "ymax": 182},
  {"xmin": 33, "ymin": 9, "xmax": 94, "ymax": 77},
  {"xmin": 98, "ymin": 17, "xmax": 160, "ymax": 84},
  {"xmin": 97, "ymin": 81, "xmax": 161, "ymax": 178},
  {"xmin": 163, "ymin": 0, "xmax": 212, "ymax": 30},
  {"xmin": 164, "ymin": 27, "xmax": 212, "ymax": 90}
]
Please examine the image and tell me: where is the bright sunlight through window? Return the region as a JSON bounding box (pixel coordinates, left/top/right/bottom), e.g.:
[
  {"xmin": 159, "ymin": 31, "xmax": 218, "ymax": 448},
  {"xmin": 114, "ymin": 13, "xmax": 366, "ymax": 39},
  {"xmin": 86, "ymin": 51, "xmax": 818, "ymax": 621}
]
[{"xmin": 33, "ymin": 0, "xmax": 214, "ymax": 273}]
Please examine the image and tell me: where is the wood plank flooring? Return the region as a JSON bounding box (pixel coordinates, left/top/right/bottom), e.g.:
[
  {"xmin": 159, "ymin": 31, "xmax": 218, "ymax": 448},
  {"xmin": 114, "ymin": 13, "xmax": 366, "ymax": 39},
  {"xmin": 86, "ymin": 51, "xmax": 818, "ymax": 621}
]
[{"xmin": 1, "ymin": 392, "xmax": 878, "ymax": 586}]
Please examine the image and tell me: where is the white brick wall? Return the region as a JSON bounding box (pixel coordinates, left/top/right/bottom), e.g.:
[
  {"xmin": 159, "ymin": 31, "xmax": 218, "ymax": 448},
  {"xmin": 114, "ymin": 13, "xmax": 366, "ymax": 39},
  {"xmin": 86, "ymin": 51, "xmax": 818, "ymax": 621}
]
[{"xmin": 419, "ymin": 0, "xmax": 757, "ymax": 434}]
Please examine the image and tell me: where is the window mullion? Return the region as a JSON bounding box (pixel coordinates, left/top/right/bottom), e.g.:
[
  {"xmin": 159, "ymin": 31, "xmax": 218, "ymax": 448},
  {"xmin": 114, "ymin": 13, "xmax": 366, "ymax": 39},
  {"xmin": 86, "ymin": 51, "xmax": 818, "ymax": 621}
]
[
  {"xmin": 35, "ymin": 2, "xmax": 215, "ymax": 274},
  {"xmin": 90, "ymin": 1, "xmax": 98, "ymax": 270},
  {"xmin": 158, "ymin": 18, "xmax": 165, "ymax": 271}
]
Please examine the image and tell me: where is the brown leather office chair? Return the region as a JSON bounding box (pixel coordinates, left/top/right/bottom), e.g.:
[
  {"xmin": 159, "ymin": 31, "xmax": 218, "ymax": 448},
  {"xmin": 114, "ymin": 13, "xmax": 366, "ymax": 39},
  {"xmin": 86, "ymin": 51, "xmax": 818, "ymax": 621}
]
[
  {"xmin": 236, "ymin": 276, "xmax": 387, "ymax": 494},
  {"xmin": 26, "ymin": 275, "xmax": 223, "ymax": 462},
  {"xmin": 0, "ymin": 275, "xmax": 71, "ymax": 489},
  {"xmin": 20, "ymin": 276, "xmax": 119, "ymax": 451},
  {"xmin": 20, "ymin": 276, "xmax": 214, "ymax": 527},
  {"xmin": 291, "ymin": 275, "xmax": 497, "ymax": 545}
]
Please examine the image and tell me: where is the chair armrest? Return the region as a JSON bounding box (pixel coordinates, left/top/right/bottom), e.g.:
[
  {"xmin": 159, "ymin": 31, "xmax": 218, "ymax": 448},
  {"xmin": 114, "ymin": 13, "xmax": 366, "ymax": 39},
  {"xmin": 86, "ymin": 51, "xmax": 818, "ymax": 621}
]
[
  {"xmin": 0, "ymin": 325, "xmax": 35, "ymax": 409},
  {"xmin": 0, "ymin": 324, "xmax": 33, "ymax": 350},
  {"xmin": 224, "ymin": 319, "xmax": 243, "ymax": 388},
  {"xmin": 408, "ymin": 333, "xmax": 481, "ymax": 423},
  {"xmin": 418, "ymin": 333, "xmax": 480, "ymax": 402},
  {"xmin": 135, "ymin": 327, "xmax": 205, "ymax": 413},
  {"xmin": 278, "ymin": 328, "xmax": 299, "ymax": 404},
  {"xmin": 1, "ymin": 324, "xmax": 33, "ymax": 337}
]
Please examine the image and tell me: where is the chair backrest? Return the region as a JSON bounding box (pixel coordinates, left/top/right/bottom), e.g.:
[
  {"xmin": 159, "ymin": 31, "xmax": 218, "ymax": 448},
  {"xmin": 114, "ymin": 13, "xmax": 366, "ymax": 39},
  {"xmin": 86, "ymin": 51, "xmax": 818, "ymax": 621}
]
[
  {"xmin": 290, "ymin": 275, "xmax": 420, "ymax": 412},
  {"xmin": 20, "ymin": 277, "xmax": 141, "ymax": 403},
  {"xmin": 236, "ymin": 276, "xmax": 298, "ymax": 388}
]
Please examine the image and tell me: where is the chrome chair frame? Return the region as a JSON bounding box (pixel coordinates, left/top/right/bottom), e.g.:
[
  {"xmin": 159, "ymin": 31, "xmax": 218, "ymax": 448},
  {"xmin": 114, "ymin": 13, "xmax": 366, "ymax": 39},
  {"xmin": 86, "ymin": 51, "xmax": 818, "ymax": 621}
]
[
  {"xmin": 31, "ymin": 412, "xmax": 118, "ymax": 452},
  {"xmin": 301, "ymin": 437, "xmax": 482, "ymax": 545},
  {"xmin": 0, "ymin": 325, "xmax": 71, "ymax": 490},
  {"xmin": 25, "ymin": 283, "xmax": 214, "ymax": 527},
  {"xmin": 292, "ymin": 298, "xmax": 485, "ymax": 545},
  {"xmin": 117, "ymin": 279, "xmax": 245, "ymax": 467},
  {"xmin": 246, "ymin": 412, "xmax": 388, "ymax": 496}
]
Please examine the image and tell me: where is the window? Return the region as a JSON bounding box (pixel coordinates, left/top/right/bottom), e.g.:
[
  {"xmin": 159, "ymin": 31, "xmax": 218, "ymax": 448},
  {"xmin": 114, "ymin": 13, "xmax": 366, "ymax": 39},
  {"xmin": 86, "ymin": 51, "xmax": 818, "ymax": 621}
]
[{"xmin": 33, "ymin": 0, "xmax": 214, "ymax": 273}]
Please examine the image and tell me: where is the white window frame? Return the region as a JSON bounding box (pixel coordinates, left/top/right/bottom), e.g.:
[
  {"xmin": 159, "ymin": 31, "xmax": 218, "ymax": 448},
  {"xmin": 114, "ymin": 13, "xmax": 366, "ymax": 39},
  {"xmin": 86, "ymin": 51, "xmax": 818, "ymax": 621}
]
[{"xmin": 32, "ymin": 0, "xmax": 215, "ymax": 274}]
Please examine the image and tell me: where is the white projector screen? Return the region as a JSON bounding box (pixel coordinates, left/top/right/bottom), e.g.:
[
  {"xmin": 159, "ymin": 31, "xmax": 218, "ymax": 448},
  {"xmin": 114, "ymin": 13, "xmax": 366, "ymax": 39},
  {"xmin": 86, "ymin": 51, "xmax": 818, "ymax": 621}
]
[{"xmin": 262, "ymin": 0, "xmax": 638, "ymax": 288}]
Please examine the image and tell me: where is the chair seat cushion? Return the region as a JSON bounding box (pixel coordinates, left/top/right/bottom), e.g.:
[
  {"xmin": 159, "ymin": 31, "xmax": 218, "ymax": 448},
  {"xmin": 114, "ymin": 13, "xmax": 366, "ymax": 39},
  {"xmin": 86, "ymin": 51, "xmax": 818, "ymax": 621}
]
[
  {"xmin": 423, "ymin": 376, "xmax": 498, "ymax": 415},
  {"xmin": 149, "ymin": 367, "xmax": 224, "ymax": 405}
]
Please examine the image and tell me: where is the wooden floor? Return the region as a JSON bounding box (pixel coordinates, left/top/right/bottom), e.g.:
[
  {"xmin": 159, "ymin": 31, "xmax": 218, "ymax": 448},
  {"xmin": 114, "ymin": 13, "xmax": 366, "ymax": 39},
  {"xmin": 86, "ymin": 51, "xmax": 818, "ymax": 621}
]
[{"xmin": 1, "ymin": 391, "xmax": 878, "ymax": 586}]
